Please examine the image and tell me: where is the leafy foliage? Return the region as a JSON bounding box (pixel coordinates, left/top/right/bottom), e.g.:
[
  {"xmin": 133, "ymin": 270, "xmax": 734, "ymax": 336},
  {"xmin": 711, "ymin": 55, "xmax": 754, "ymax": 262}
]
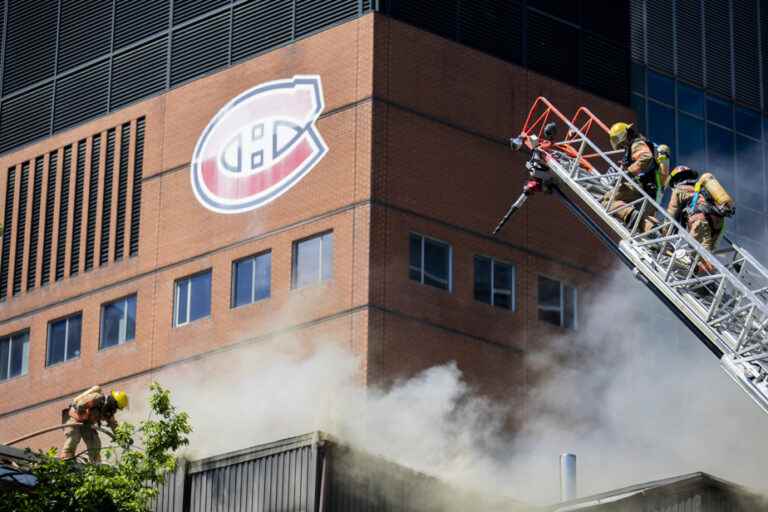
[{"xmin": 1, "ymin": 383, "xmax": 192, "ymax": 512}]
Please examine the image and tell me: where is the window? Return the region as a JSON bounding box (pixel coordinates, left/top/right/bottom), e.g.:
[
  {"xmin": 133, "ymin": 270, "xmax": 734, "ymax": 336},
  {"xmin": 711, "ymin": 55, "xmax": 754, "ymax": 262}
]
[
  {"xmin": 707, "ymin": 124, "xmax": 735, "ymax": 193},
  {"xmin": 677, "ymin": 113, "xmax": 706, "ymax": 170},
  {"xmin": 47, "ymin": 314, "xmax": 82, "ymax": 366},
  {"xmin": 630, "ymin": 62, "xmax": 645, "ymax": 94},
  {"xmin": 537, "ymin": 276, "xmax": 577, "ymax": 329},
  {"xmin": 0, "ymin": 330, "xmax": 29, "ymax": 381},
  {"xmin": 648, "ymin": 101, "xmax": 675, "ymax": 158},
  {"xmin": 735, "ymin": 107, "xmax": 761, "ymax": 140},
  {"xmin": 409, "ymin": 233, "xmax": 451, "ymax": 291},
  {"xmin": 706, "ymin": 96, "xmax": 733, "ymax": 128},
  {"xmin": 474, "ymin": 256, "xmax": 515, "ymax": 310},
  {"xmin": 736, "ymin": 136, "xmax": 764, "ymax": 212},
  {"xmin": 100, "ymin": 295, "xmax": 137, "ymax": 349},
  {"xmin": 233, "ymin": 251, "xmax": 271, "ymax": 307},
  {"xmin": 292, "ymin": 232, "xmax": 333, "ymax": 289},
  {"xmin": 647, "ymin": 71, "xmax": 674, "ymax": 105},
  {"xmin": 677, "ymin": 83, "xmax": 705, "ymax": 118},
  {"xmin": 174, "ymin": 270, "xmax": 212, "ymax": 326}
]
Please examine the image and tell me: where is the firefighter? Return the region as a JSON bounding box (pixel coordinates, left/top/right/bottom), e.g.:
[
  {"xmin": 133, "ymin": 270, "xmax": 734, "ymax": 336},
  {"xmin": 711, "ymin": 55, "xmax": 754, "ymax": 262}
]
[
  {"xmin": 667, "ymin": 166, "xmax": 735, "ymax": 272},
  {"xmin": 656, "ymin": 144, "xmax": 671, "ymax": 198},
  {"xmin": 602, "ymin": 122, "xmax": 661, "ymax": 231},
  {"xmin": 60, "ymin": 385, "xmax": 128, "ymax": 463}
]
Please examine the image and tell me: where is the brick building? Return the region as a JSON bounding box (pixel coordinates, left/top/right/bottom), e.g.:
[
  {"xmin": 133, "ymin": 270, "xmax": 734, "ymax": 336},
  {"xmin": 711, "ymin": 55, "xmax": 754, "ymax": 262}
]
[{"xmin": 0, "ymin": 5, "xmax": 633, "ymax": 450}]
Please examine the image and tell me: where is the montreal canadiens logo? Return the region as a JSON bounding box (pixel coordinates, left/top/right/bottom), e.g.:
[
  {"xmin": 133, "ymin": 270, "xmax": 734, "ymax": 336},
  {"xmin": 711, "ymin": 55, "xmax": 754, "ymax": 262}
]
[{"xmin": 191, "ymin": 75, "xmax": 328, "ymax": 213}]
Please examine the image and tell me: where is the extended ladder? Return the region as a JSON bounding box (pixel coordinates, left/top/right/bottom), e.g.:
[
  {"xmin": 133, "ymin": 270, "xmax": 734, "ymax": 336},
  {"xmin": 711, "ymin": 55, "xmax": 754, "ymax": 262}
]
[{"xmin": 511, "ymin": 97, "xmax": 768, "ymax": 415}]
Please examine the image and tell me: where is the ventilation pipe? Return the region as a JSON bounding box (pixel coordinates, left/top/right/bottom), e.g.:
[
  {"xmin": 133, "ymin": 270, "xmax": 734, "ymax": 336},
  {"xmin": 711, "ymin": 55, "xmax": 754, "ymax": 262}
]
[{"xmin": 560, "ymin": 453, "xmax": 577, "ymax": 502}]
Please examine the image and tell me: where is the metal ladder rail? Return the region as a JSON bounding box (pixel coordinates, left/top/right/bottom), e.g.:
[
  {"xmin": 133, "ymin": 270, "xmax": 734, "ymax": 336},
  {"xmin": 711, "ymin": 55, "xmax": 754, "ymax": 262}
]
[{"xmin": 519, "ymin": 97, "xmax": 768, "ymax": 414}]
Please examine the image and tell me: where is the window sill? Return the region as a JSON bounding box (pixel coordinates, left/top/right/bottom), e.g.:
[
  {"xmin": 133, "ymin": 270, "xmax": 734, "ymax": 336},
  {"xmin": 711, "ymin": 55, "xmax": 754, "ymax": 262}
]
[
  {"xmin": 0, "ymin": 372, "xmax": 29, "ymax": 385},
  {"xmin": 290, "ymin": 279, "xmax": 333, "ymax": 293},
  {"xmin": 173, "ymin": 315, "xmax": 212, "ymax": 329},
  {"xmin": 98, "ymin": 338, "xmax": 136, "ymax": 353},
  {"xmin": 231, "ymin": 296, "xmax": 271, "ymax": 310},
  {"xmin": 45, "ymin": 355, "xmax": 81, "ymax": 369}
]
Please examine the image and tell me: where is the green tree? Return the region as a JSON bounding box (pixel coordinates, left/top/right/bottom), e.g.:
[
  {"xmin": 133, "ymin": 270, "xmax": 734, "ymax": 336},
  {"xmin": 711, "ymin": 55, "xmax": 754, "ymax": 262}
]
[{"xmin": 1, "ymin": 382, "xmax": 192, "ymax": 512}]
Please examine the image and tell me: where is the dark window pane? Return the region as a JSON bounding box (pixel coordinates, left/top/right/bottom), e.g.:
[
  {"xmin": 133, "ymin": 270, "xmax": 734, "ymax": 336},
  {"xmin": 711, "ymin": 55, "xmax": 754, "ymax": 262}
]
[
  {"xmin": 295, "ymin": 236, "xmax": 320, "ymax": 288},
  {"xmin": 538, "ymin": 309, "xmax": 561, "ymax": 325},
  {"xmin": 189, "ymin": 272, "xmax": 211, "ymax": 322},
  {"xmin": 409, "ymin": 234, "xmax": 422, "ymax": 282},
  {"xmin": 321, "ymin": 233, "xmax": 333, "ymax": 281},
  {"xmin": 538, "ymin": 276, "xmax": 561, "ymax": 309},
  {"xmin": 732, "ymin": 206, "xmax": 766, "ymax": 241},
  {"xmin": 678, "ymin": 113, "xmax": 706, "ymax": 170},
  {"xmin": 707, "ymin": 96, "xmax": 733, "ymax": 128},
  {"xmin": 423, "ymin": 239, "xmax": 449, "ymax": 289},
  {"xmin": 564, "ymin": 285, "xmax": 577, "ymax": 329},
  {"xmin": 707, "ymin": 124, "xmax": 735, "ymax": 192},
  {"xmin": 0, "ymin": 339, "xmax": 9, "ymax": 380},
  {"xmin": 125, "ymin": 296, "xmax": 136, "ymax": 342},
  {"xmin": 678, "ymin": 83, "xmax": 705, "ymax": 117},
  {"xmin": 474, "ymin": 256, "xmax": 492, "ymax": 304},
  {"xmin": 631, "ymin": 62, "xmax": 645, "ymax": 94},
  {"xmin": 48, "ymin": 319, "xmax": 67, "ymax": 365},
  {"xmin": 735, "ymin": 107, "xmax": 761, "ymax": 139},
  {"xmin": 648, "ymin": 71, "xmax": 675, "ymax": 105},
  {"xmin": 736, "ymin": 136, "xmax": 764, "ymax": 211},
  {"xmin": 494, "ymin": 291, "xmax": 512, "ymax": 310},
  {"xmin": 67, "ymin": 316, "xmax": 82, "ymax": 360},
  {"xmin": 254, "ymin": 253, "xmax": 271, "ymax": 301},
  {"xmin": 234, "ymin": 258, "xmax": 254, "ymax": 307},
  {"xmin": 9, "ymin": 334, "xmax": 28, "ymax": 378},
  {"xmin": 648, "ymin": 101, "xmax": 675, "ymax": 152},
  {"xmin": 631, "ymin": 94, "xmax": 646, "ymax": 134},
  {"xmin": 494, "ymin": 262, "xmax": 513, "ymax": 291},
  {"xmin": 176, "ymin": 279, "xmax": 189, "ymax": 325},
  {"xmin": 102, "ymin": 301, "xmax": 124, "ymax": 348}
]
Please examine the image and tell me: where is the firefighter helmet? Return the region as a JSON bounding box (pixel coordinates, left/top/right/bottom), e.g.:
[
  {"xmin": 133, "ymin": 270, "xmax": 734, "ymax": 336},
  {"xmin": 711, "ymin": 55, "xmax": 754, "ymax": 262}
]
[
  {"xmin": 668, "ymin": 165, "xmax": 698, "ymax": 188},
  {"xmin": 609, "ymin": 122, "xmax": 633, "ymax": 150},
  {"xmin": 111, "ymin": 390, "xmax": 129, "ymax": 410}
]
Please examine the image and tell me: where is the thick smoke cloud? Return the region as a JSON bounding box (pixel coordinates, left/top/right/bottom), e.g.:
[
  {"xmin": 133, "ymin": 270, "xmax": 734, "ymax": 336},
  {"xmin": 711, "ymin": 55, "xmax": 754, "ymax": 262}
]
[{"xmin": 126, "ymin": 267, "xmax": 768, "ymax": 506}]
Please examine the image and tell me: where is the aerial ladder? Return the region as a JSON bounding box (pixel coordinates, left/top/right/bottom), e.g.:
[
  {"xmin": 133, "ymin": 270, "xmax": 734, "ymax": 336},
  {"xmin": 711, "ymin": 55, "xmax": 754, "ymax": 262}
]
[{"xmin": 495, "ymin": 97, "xmax": 768, "ymax": 415}]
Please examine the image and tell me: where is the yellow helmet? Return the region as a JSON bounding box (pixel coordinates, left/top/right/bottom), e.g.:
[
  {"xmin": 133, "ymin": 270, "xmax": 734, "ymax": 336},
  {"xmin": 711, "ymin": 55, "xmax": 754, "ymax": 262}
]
[
  {"xmin": 668, "ymin": 165, "xmax": 698, "ymax": 187},
  {"xmin": 657, "ymin": 144, "xmax": 670, "ymax": 156},
  {"xmin": 111, "ymin": 390, "xmax": 129, "ymax": 410},
  {"xmin": 609, "ymin": 122, "xmax": 633, "ymax": 150}
]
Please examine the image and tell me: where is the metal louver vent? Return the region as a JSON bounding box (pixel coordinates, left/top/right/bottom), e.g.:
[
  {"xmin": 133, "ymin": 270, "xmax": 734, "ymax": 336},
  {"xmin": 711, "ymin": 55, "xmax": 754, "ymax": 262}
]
[
  {"xmin": 630, "ymin": 0, "xmax": 646, "ymax": 63},
  {"xmin": 0, "ymin": 84, "xmax": 54, "ymax": 153},
  {"xmin": 362, "ymin": 0, "xmax": 372, "ymax": 12},
  {"xmin": 173, "ymin": 0, "xmax": 230, "ymax": 25},
  {"xmin": 114, "ymin": 0, "xmax": 170, "ymax": 49},
  {"xmin": 12, "ymin": 163, "xmax": 29, "ymax": 295},
  {"xmin": 580, "ymin": 33, "xmax": 629, "ymax": 106},
  {"xmin": 55, "ymin": 146, "xmax": 72, "ymax": 282},
  {"xmin": 385, "ymin": 0, "xmax": 458, "ymax": 40},
  {"xmin": 458, "ymin": 1, "xmax": 523, "ymax": 65},
  {"xmin": 114, "ymin": 124, "xmax": 130, "ymax": 261},
  {"xmin": 0, "ymin": 167, "xmax": 16, "ymax": 301},
  {"xmin": 41, "ymin": 152, "xmax": 57, "ymax": 286},
  {"xmin": 763, "ymin": 1, "xmax": 768, "ymax": 114},
  {"xmin": 100, "ymin": 129, "xmax": 116, "ymax": 266},
  {"xmin": 675, "ymin": 0, "xmax": 703, "ymax": 86},
  {"xmin": 70, "ymin": 141, "xmax": 86, "ymax": 275},
  {"xmin": 732, "ymin": 0, "xmax": 761, "ymax": 109},
  {"xmin": 57, "ymin": 0, "xmax": 112, "ymax": 72},
  {"xmin": 84, "ymin": 134, "xmax": 101, "ymax": 271},
  {"xmin": 646, "ymin": 0, "xmax": 673, "ymax": 74},
  {"xmin": 231, "ymin": 0, "xmax": 292, "ymax": 63},
  {"xmin": 3, "ymin": 0, "xmax": 58, "ymax": 94},
  {"xmin": 705, "ymin": 0, "xmax": 733, "ymax": 98},
  {"xmin": 171, "ymin": 11, "xmax": 230, "ymax": 86},
  {"xmin": 526, "ymin": 11, "xmax": 579, "ymax": 85},
  {"xmin": 129, "ymin": 118, "xmax": 145, "ymax": 257},
  {"xmin": 54, "ymin": 60, "xmax": 110, "ymax": 132},
  {"xmin": 110, "ymin": 36, "xmax": 168, "ymax": 110},
  {"xmin": 27, "ymin": 157, "xmax": 44, "ymax": 290},
  {"xmin": 295, "ymin": 0, "xmax": 358, "ymax": 38}
]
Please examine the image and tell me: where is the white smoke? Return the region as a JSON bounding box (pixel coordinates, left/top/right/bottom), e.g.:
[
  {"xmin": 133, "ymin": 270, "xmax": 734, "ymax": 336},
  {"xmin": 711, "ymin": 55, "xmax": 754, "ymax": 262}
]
[{"xmin": 125, "ymin": 267, "xmax": 768, "ymax": 506}]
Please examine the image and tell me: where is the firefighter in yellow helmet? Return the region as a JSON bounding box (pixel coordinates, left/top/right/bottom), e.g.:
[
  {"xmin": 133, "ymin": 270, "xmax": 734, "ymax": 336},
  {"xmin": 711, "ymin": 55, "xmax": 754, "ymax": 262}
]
[
  {"xmin": 667, "ymin": 165, "xmax": 735, "ymax": 273},
  {"xmin": 60, "ymin": 385, "xmax": 129, "ymax": 463},
  {"xmin": 603, "ymin": 122, "xmax": 662, "ymax": 231}
]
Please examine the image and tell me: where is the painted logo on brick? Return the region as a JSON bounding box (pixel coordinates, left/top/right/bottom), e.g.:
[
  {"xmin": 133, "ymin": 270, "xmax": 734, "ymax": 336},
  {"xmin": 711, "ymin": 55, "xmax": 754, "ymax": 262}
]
[{"xmin": 191, "ymin": 75, "xmax": 328, "ymax": 213}]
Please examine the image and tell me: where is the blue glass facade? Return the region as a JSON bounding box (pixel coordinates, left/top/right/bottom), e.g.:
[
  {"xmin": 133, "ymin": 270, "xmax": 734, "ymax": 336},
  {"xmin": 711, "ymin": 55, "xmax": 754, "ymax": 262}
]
[{"xmin": 632, "ymin": 66, "xmax": 768, "ymax": 260}]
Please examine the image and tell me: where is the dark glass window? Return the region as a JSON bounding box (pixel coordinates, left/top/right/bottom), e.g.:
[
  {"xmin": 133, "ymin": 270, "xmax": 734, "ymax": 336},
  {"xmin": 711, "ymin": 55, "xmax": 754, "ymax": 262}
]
[
  {"xmin": 537, "ymin": 276, "xmax": 577, "ymax": 329},
  {"xmin": 735, "ymin": 136, "xmax": 764, "ymax": 212},
  {"xmin": 647, "ymin": 71, "xmax": 674, "ymax": 105},
  {"xmin": 292, "ymin": 232, "xmax": 333, "ymax": 289},
  {"xmin": 0, "ymin": 330, "xmax": 29, "ymax": 381},
  {"xmin": 707, "ymin": 96, "xmax": 733, "ymax": 128},
  {"xmin": 648, "ymin": 101, "xmax": 675, "ymax": 151},
  {"xmin": 678, "ymin": 113, "xmax": 706, "ymax": 170},
  {"xmin": 233, "ymin": 251, "xmax": 271, "ymax": 307},
  {"xmin": 677, "ymin": 83, "xmax": 705, "ymax": 117},
  {"xmin": 732, "ymin": 206, "xmax": 766, "ymax": 241},
  {"xmin": 409, "ymin": 233, "xmax": 451, "ymax": 291},
  {"xmin": 735, "ymin": 107, "xmax": 761, "ymax": 139},
  {"xmin": 174, "ymin": 271, "xmax": 212, "ymax": 326},
  {"xmin": 100, "ymin": 295, "xmax": 137, "ymax": 349},
  {"xmin": 631, "ymin": 94, "xmax": 646, "ymax": 134},
  {"xmin": 631, "ymin": 62, "xmax": 645, "ymax": 94},
  {"xmin": 47, "ymin": 314, "xmax": 82, "ymax": 366},
  {"xmin": 474, "ymin": 256, "xmax": 515, "ymax": 310},
  {"xmin": 707, "ymin": 124, "xmax": 735, "ymax": 192}
]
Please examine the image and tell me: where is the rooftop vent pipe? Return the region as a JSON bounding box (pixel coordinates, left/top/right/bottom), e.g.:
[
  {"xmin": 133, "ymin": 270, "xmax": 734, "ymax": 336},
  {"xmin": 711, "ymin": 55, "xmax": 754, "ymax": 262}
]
[{"xmin": 560, "ymin": 453, "xmax": 577, "ymax": 502}]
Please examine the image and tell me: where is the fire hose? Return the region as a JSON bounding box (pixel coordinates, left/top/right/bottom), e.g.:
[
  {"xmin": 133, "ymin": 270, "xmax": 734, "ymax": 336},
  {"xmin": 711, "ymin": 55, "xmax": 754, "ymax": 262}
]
[{"xmin": 5, "ymin": 423, "xmax": 115, "ymax": 446}]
